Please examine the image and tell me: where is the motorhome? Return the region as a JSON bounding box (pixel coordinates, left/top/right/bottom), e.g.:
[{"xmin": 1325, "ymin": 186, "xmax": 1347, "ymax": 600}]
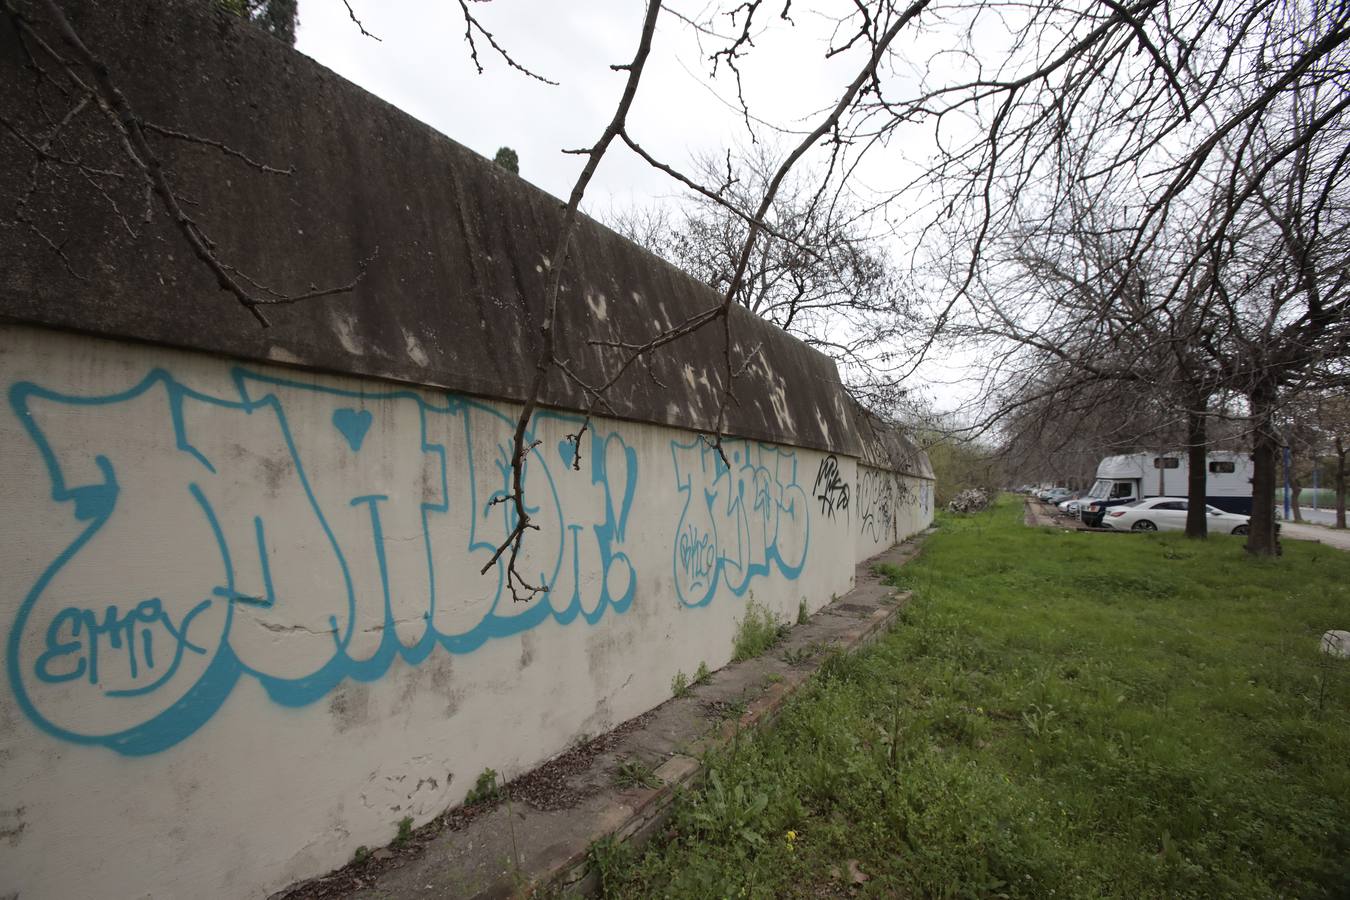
[{"xmin": 1079, "ymin": 451, "xmax": 1253, "ymax": 526}]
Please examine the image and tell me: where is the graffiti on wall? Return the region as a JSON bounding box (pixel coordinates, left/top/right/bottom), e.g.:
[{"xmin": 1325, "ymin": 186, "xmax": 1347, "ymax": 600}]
[
  {"xmin": 671, "ymin": 438, "xmax": 809, "ymax": 607},
  {"xmin": 857, "ymin": 468, "xmax": 896, "ymax": 544},
  {"xmin": 6, "ymin": 367, "xmax": 638, "ymax": 755},
  {"xmin": 812, "ymin": 455, "xmax": 849, "ymax": 520}
]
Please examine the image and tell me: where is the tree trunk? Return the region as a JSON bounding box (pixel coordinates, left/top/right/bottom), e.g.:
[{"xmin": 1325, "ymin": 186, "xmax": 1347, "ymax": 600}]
[
  {"xmin": 1337, "ymin": 437, "xmax": 1346, "ymax": 529},
  {"xmin": 1246, "ymin": 383, "xmax": 1280, "ymax": 556},
  {"xmin": 1185, "ymin": 404, "xmax": 1208, "ymax": 539},
  {"xmin": 1290, "ymin": 468, "xmax": 1304, "ymax": 522}
]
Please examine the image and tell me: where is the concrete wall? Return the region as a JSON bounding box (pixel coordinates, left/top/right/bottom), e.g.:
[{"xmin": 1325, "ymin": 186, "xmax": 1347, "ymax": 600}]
[
  {"xmin": 0, "ymin": 2, "xmax": 932, "ymax": 896},
  {"xmin": 854, "ymin": 466, "xmax": 936, "ymax": 562},
  {"xmin": 0, "ymin": 324, "xmax": 931, "ymax": 898}
]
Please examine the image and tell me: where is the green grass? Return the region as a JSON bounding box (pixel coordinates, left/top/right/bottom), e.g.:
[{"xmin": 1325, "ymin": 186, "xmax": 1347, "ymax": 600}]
[{"xmin": 604, "ymin": 497, "xmax": 1350, "ymax": 898}]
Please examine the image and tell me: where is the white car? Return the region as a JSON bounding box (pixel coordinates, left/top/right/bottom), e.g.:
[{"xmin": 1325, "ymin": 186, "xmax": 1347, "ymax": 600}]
[
  {"xmin": 1058, "ymin": 494, "xmax": 1089, "ymax": 516},
  {"xmin": 1102, "ymin": 497, "xmax": 1252, "ymax": 534}
]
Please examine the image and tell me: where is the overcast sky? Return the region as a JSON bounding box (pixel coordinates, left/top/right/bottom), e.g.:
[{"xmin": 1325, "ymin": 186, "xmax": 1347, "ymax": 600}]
[
  {"xmin": 295, "ymin": 2, "xmax": 896, "ymax": 204},
  {"xmin": 293, "ymin": 1, "xmax": 980, "ymax": 413}
]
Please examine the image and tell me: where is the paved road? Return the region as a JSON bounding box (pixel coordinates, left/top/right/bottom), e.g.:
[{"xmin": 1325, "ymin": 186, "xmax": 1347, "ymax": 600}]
[
  {"xmin": 1280, "ymin": 506, "xmax": 1338, "ymax": 527},
  {"xmin": 1278, "ymin": 520, "xmax": 1350, "ymax": 551}
]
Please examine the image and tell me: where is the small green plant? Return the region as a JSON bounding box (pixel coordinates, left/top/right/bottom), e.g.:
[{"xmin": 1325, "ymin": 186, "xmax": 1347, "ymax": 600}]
[
  {"xmin": 671, "ymin": 670, "xmax": 690, "ymax": 697},
  {"xmin": 817, "ymin": 647, "xmax": 865, "ymax": 683},
  {"xmin": 464, "ymin": 767, "xmax": 501, "ymax": 806},
  {"xmin": 781, "ymin": 642, "xmax": 823, "ymax": 665},
  {"xmin": 353, "ymin": 845, "xmax": 370, "ymax": 863},
  {"xmin": 764, "ymin": 673, "xmax": 784, "ymax": 685},
  {"xmin": 1021, "ymin": 703, "xmax": 1062, "ymax": 739},
  {"xmin": 722, "ymin": 699, "xmax": 748, "ymax": 720},
  {"xmin": 797, "ymin": 599, "xmax": 809, "ymax": 625},
  {"xmin": 685, "ymin": 769, "xmax": 768, "ymax": 848},
  {"xmin": 614, "ymin": 757, "xmax": 662, "ymax": 789},
  {"xmin": 392, "ymin": 815, "xmax": 414, "ymax": 847},
  {"xmin": 587, "ymin": 835, "xmax": 632, "ymax": 895},
  {"xmin": 694, "ymin": 661, "xmax": 712, "ymax": 685},
  {"xmin": 733, "ymin": 600, "xmax": 785, "ymax": 661}
]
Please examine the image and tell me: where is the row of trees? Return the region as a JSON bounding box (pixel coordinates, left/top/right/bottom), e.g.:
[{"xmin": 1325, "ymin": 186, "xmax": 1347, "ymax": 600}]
[
  {"xmin": 588, "ymin": 0, "xmax": 1350, "ymax": 555},
  {"xmin": 939, "ymin": 0, "xmax": 1350, "ymax": 553}
]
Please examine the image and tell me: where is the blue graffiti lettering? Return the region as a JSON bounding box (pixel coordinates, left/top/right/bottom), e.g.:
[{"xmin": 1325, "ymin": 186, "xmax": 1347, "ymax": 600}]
[
  {"xmin": 670, "ymin": 438, "xmax": 809, "ymax": 607},
  {"xmin": 6, "ymin": 368, "xmax": 637, "ymax": 755},
  {"xmin": 676, "ymin": 525, "xmax": 716, "ymax": 593}
]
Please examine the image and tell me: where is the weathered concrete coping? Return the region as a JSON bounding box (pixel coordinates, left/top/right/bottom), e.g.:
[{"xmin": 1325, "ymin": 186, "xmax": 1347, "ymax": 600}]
[
  {"xmin": 272, "ymin": 535, "xmax": 931, "ymax": 900},
  {"xmin": 0, "ymin": 0, "xmax": 887, "ymax": 459}
]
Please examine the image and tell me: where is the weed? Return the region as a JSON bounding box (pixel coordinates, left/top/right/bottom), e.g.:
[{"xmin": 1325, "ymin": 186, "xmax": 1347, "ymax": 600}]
[
  {"xmin": 733, "ymin": 600, "xmax": 785, "ymax": 661},
  {"xmin": 781, "ymin": 644, "xmax": 815, "ymax": 665},
  {"xmin": 587, "ymin": 835, "xmax": 631, "ymax": 896},
  {"xmin": 353, "ymin": 845, "xmax": 369, "ymax": 863},
  {"xmin": 391, "ymin": 815, "xmax": 414, "ymax": 847},
  {"xmin": 693, "ymin": 661, "xmax": 711, "ymax": 685},
  {"xmin": 721, "ymin": 699, "xmax": 748, "ymax": 720},
  {"xmin": 1020, "ymin": 703, "xmax": 1062, "ymax": 739},
  {"xmin": 797, "ymin": 599, "xmax": 809, "ymax": 625},
  {"xmin": 684, "ymin": 769, "xmax": 768, "ymax": 847},
  {"xmin": 614, "ymin": 757, "xmax": 662, "ymax": 790},
  {"xmin": 816, "ymin": 647, "xmax": 865, "ymax": 684},
  {"xmin": 671, "ymin": 670, "xmax": 690, "ymax": 698},
  {"xmin": 464, "ymin": 768, "xmax": 500, "ymax": 806}
]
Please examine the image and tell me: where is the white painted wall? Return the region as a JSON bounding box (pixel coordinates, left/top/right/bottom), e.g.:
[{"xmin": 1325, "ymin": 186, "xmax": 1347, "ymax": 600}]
[
  {"xmin": 853, "ymin": 465, "xmax": 935, "ymax": 563},
  {"xmin": 0, "ymin": 325, "xmax": 931, "ymax": 899}
]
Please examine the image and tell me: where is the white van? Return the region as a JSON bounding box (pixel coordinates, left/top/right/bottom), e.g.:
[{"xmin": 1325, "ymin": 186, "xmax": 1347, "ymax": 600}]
[{"xmin": 1079, "ymin": 451, "xmax": 1252, "ymax": 526}]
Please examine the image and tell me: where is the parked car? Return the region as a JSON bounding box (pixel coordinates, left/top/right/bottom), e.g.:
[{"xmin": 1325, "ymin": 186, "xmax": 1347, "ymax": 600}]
[
  {"xmin": 1057, "ymin": 491, "xmax": 1088, "ymax": 515},
  {"xmin": 1101, "ymin": 497, "xmax": 1253, "ymax": 534},
  {"xmin": 1042, "ymin": 488, "xmax": 1072, "ymax": 504}
]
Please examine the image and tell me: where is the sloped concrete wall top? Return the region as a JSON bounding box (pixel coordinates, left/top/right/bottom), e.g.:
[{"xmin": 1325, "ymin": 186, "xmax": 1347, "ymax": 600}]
[{"xmin": 0, "ymin": 0, "xmax": 864, "ymax": 456}]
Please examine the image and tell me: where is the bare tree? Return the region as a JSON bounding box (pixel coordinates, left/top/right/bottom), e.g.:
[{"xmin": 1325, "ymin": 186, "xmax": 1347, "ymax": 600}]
[{"xmin": 611, "ymin": 144, "xmax": 912, "ymax": 411}]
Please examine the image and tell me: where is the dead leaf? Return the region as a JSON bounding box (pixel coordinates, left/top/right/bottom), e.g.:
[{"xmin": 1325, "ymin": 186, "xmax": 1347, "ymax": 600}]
[{"xmin": 846, "ymin": 859, "xmax": 869, "ymax": 887}]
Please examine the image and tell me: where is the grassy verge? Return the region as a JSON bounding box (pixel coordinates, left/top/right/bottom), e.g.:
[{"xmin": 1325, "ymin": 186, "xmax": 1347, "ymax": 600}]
[{"xmin": 600, "ymin": 497, "xmax": 1350, "ymax": 898}]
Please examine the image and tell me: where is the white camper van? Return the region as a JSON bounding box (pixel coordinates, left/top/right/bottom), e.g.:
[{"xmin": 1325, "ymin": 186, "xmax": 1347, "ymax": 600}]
[{"xmin": 1079, "ymin": 451, "xmax": 1253, "ymax": 527}]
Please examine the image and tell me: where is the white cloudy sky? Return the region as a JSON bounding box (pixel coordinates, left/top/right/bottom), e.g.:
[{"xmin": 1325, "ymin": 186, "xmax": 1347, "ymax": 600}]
[{"xmin": 293, "ymin": 0, "xmax": 984, "ymax": 413}]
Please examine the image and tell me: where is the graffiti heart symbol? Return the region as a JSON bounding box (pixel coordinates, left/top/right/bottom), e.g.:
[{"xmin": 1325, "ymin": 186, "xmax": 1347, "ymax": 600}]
[{"xmin": 332, "ymin": 408, "xmax": 374, "ymax": 452}]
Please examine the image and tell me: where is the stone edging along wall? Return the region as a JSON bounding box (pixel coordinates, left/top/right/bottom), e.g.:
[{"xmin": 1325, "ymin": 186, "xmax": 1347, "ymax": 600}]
[{"xmin": 0, "ymin": 3, "xmax": 934, "ymax": 898}]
